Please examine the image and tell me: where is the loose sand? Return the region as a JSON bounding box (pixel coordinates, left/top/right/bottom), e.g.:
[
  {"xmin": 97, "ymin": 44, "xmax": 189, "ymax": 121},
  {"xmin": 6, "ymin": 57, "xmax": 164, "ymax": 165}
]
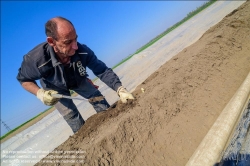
[{"xmin": 35, "ymin": 1, "xmax": 250, "ymax": 165}]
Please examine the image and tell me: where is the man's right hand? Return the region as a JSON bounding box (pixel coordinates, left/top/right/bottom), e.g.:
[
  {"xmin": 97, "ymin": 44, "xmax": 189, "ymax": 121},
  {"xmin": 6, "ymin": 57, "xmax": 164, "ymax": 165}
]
[{"xmin": 36, "ymin": 89, "xmax": 60, "ymax": 106}]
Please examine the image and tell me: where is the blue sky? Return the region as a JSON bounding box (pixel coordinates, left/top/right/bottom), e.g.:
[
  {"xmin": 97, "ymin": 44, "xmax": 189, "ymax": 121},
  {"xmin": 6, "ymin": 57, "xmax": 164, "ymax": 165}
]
[{"xmin": 1, "ymin": 1, "xmax": 207, "ymax": 136}]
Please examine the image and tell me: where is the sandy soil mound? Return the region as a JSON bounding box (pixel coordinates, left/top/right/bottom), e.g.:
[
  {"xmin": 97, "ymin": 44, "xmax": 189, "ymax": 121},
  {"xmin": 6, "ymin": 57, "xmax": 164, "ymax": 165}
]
[{"xmin": 36, "ymin": 1, "xmax": 250, "ymax": 165}]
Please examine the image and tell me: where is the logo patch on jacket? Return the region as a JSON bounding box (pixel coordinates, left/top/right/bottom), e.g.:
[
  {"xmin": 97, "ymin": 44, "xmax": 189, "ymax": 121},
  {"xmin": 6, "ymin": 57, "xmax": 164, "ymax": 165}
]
[{"xmin": 76, "ymin": 61, "xmax": 86, "ymax": 76}]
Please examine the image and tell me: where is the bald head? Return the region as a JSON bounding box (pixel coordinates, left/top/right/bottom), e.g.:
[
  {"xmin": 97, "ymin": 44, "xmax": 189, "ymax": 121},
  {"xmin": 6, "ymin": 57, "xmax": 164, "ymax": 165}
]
[
  {"xmin": 46, "ymin": 17, "xmax": 78, "ymax": 62},
  {"xmin": 45, "ymin": 17, "xmax": 74, "ymax": 40}
]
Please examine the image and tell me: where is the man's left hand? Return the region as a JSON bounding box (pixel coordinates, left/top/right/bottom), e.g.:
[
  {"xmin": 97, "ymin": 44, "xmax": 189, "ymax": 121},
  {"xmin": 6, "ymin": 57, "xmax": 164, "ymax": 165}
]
[{"xmin": 117, "ymin": 86, "xmax": 134, "ymax": 103}]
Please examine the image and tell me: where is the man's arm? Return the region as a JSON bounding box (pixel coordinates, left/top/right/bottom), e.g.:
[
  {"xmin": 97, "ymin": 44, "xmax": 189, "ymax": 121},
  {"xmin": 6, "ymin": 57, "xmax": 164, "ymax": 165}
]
[
  {"xmin": 81, "ymin": 44, "xmax": 134, "ymax": 103},
  {"xmin": 21, "ymin": 82, "xmax": 40, "ymax": 95},
  {"xmin": 80, "ymin": 45, "xmax": 122, "ymax": 91},
  {"xmin": 17, "ymin": 49, "xmax": 59, "ymax": 106},
  {"xmin": 22, "ymin": 81, "xmax": 59, "ymax": 106}
]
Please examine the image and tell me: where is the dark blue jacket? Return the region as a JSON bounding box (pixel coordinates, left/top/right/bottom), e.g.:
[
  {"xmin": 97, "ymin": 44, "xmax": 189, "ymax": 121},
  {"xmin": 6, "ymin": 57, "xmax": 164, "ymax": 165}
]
[{"xmin": 17, "ymin": 42, "xmax": 122, "ymax": 91}]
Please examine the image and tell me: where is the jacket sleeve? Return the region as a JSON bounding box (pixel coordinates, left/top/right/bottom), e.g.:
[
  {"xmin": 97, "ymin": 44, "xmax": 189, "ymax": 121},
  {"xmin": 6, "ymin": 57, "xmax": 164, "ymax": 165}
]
[
  {"xmin": 97, "ymin": 68, "xmax": 122, "ymax": 92},
  {"xmin": 83, "ymin": 45, "xmax": 122, "ymax": 91},
  {"xmin": 16, "ymin": 54, "xmax": 41, "ymax": 85}
]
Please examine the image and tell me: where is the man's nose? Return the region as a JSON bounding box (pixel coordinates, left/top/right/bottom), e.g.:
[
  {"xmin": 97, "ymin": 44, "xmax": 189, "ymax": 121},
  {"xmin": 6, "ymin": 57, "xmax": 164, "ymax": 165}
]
[{"xmin": 72, "ymin": 41, "xmax": 78, "ymax": 50}]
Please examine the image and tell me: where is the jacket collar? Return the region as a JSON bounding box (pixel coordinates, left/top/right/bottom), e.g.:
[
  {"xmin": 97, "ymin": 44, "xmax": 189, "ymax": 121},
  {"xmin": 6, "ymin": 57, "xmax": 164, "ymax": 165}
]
[
  {"xmin": 46, "ymin": 42, "xmax": 86, "ymax": 67},
  {"xmin": 46, "ymin": 44, "xmax": 62, "ymax": 67}
]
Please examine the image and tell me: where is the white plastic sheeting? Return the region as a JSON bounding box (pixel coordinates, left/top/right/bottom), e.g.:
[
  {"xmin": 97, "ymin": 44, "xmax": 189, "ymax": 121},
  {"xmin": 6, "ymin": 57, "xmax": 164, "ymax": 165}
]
[
  {"xmin": 1, "ymin": 1, "xmax": 246, "ymax": 165},
  {"xmin": 186, "ymin": 72, "xmax": 250, "ymax": 166}
]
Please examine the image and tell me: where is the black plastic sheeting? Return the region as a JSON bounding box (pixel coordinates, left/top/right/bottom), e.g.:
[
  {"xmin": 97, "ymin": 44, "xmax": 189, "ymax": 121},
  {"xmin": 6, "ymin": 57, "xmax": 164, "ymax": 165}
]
[
  {"xmin": 215, "ymin": 100, "xmax": 250, "ymax": 166},
  {"xmin": 215, "ymin": 154, "xmax": 250, "ymax": 166}
]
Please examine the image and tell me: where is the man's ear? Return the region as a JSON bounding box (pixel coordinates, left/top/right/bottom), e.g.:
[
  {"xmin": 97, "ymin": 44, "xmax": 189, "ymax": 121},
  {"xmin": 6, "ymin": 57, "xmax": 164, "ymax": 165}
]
[{"xmin": 47, "ymin": 37, "xmax": 55, "ymax": 46}]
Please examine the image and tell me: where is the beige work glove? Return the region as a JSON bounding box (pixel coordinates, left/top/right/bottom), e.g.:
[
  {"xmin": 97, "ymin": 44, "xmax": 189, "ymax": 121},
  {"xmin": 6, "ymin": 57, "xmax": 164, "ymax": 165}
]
[
  {"xmin": 117, "ymin": 86, "xmax": 134, "ymax": 103},
  {"xmin": 36, "ymin": 89, "xmax": 60, "ymax": 106}
]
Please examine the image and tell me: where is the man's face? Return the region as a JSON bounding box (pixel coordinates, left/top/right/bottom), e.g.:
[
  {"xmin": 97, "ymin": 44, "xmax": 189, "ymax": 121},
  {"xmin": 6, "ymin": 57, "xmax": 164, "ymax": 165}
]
[{"xmin": 49, "ymin": 21, "xmax": 78, "ymax": 64}]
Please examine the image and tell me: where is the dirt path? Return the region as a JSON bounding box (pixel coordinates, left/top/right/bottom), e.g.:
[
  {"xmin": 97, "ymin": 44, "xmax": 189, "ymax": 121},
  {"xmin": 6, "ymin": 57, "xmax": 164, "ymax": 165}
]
[{"xmin": 36, "ymin": 1, "xmax": 250, "ymax": 165}]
